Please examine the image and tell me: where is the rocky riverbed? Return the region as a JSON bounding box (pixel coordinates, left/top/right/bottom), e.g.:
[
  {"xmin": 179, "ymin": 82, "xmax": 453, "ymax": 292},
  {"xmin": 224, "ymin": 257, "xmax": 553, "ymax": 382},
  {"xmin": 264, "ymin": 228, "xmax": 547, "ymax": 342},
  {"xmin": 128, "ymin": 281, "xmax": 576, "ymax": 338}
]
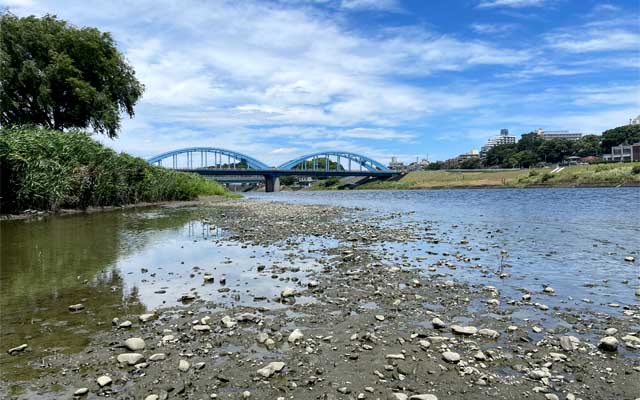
[{"xmin": 2, "ymin": 198, "xmax": 639, "ymax": 400}]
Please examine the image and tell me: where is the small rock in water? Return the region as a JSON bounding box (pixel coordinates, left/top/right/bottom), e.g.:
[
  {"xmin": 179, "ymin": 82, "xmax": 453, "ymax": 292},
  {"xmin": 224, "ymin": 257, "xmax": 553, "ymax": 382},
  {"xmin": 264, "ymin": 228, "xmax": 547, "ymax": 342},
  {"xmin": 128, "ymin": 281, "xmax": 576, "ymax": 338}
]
[
  {"xmin": 221, "ymin": 315, "xmax": 237, "ymax": 328},
  {"xmin": 280, "ymin": 287, "xmax": 295, "ymax": 298},
  {"xmin": 478, "ymin": 328, "xmax": 500, "ymax": 339},
  {"xmin": 409, "ymin": 395, "xmax": 438, "ymax": 400},
  {"xmin": 543, "ymin": 286, "xmax": 555, "ymax": 294},
  {"xmin": 124, "ymin": 337, "xmax": 145, "ymax": 351},
  {"xmin": 288, "ymin": 329, "xmax": 304, "ymax": 343},
  {"xmin": 451, "ymin": 325, "xmax": 477, "ymax": 335},
  {"xmin": 203, "ymin": 274, "xmax": 214, "ymax": 282},
  {"xmin": 624, "ymin": 256, "xmax": 635, "ymax": 262},
  {"xmin": 68, "ymin": 304, "xmax": 85, "ymax": 312},
  {"xmin": 598, "ymin": 336, "xmax": 619, "ymax": 351},
  {"xmin": 178, "ymin": 359, "xmax": 190, "ymax": 372},
  {"xmin": 604, "ymin": 328, "xmax": 618, "ymax": 336},
  {"xmin": 193, "ymin": 324, "xmax": 211, "ymax": 332},
  {"xmin": 144, "ymin": 395, "xmax": 159, "ymax": 400},
  {"xmin": 256, "ymin": 361, "xmax": 285, "ymax": 378},
  {"xmin": 559, "ymin": 336, "xmax": 579, "ymax": 351},
  {"xmin": 74, "ymin": 388, "xmax": 89, "ymax": 396},
  {"xmin": 432, "ymin": 317, "xmax": 446, "ymax": 329},
  {"xmin": 7, "ymin": 344, "xmax": 28, "ymax": 355},
  {"xmin": 96, "ymin": 375, "xmax": 112, "ymax": 387},
  {"xmin": 375, "ymin": 315, "xmax": 385, "ymax": 321}
]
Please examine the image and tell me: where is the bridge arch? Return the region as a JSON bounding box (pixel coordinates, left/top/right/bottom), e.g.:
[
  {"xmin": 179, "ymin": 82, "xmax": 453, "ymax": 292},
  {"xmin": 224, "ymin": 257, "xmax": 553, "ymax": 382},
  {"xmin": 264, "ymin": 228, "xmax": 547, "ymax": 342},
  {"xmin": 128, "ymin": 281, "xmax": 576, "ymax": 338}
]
[
  {"xmin": 278, "ymin": 151, "xmax": 390, "ymax": 172},
  {"xmin": 147, "ymin": 147, "xmax": 270, "ymax": 170}
]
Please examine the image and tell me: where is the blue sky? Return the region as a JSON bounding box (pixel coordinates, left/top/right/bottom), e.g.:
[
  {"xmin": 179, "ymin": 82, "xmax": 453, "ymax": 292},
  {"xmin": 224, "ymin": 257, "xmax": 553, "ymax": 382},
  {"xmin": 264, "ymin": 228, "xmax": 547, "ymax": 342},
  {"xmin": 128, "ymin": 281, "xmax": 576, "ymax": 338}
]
[{"xmin": 2, "ymin": 0, "xmax": 639, "ymax": 165}]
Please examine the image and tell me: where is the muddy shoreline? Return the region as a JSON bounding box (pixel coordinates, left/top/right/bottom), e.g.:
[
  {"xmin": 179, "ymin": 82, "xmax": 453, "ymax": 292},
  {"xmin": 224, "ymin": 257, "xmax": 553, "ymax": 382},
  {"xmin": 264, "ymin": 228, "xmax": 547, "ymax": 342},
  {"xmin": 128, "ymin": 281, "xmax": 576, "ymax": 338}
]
[{"xmin": 2, "ymin": 199, "xmax": 639, "ymax": 400}]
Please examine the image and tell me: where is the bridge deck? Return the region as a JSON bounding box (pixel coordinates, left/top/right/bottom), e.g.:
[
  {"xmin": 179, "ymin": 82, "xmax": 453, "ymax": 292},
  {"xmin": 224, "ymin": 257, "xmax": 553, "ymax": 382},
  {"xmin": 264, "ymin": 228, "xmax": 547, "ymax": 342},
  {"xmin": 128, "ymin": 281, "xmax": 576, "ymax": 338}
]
[{"xmin": 179, "ymin": 168, "xmax": 397, "ymax": 178}]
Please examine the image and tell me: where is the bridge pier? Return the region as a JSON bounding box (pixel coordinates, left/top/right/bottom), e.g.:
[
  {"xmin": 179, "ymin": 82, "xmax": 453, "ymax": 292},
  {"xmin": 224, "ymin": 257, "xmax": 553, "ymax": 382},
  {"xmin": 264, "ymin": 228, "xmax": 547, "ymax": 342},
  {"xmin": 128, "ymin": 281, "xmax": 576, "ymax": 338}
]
[{"xmin": 264, "ymin": 175, "xmax": 280, "ymax": 192}]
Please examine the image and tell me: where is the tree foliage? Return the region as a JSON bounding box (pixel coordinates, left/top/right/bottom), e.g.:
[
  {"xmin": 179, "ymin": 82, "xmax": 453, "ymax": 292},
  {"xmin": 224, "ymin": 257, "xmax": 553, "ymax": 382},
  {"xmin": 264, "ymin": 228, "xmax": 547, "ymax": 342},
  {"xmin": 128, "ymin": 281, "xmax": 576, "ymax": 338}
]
[
  {"xmin": 601, "ymin": 125, "xmax": 640, "ymax": 153},
  {"xmin": 0, "ymin": 13, "xmax": 144, "ymax": 138}
]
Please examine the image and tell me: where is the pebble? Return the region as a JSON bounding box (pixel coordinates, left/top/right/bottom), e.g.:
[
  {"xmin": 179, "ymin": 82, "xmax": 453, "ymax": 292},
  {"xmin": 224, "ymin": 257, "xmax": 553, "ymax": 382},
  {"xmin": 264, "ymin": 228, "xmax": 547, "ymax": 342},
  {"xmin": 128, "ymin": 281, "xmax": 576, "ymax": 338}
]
[
  {"xmin": 559, "ymin": 335, "xmax": 579, "ymax": 351},
  {"xmin": 442, "ymin": 351, "xmax": 460, "ymax": 363},
  {"xmin": 74, "ymin": 388, "xmax": 89, "ymax": 396},
  {"xmin": 545, "ymin": 394, "xmax": 559, "ymax": 400},
  {"xmin": 221, "ymin": 315, "xmax": 236, "ymax": 328},
  {"xmin": 281, "ymin": 287, "xmax": 296, "ymax": 297},
  {"xmin": 178, "ymin": 359, "xmax": 190, "ymax": 372},
  {"xmin": 124, "ymin": 337, "xmax": 145, "ymax": 351},
  {"xmin": 478, "ymin": 328, "xmax": 500, "ymax": 339},
  {"xmin": 604, "ymin": 328, "xmax": 618, "ymax": 336},
  {"xmin": 386, "ymin": 354, "xmax": 405, "ymax": 360},
  {"xmin": 117, "ymin": 353, "xmax": 144, "ymax": 365},
  {"xmin": 409, "ymin": 395, "xmax": 438, "ymax": 400},
  {"xmin": 256, "ymin": 361, "xmax": 285, "ymax": 378},
  {"xmin": 624, "ymin": 256, "xmax": 635, "ymax": 262},
  {"xmin": 242, "ymin": 391, "xmax": 251, "ymax": 398},
  {"xmin": 7, "ymin": 344, "xmax": 28, "ymax": 355},
  {"xmin": 451, "ymin": 325, "xmax": 477, "ymax": 335},
  {"xmin": 598, "ymin": 336, "xmax": 618, "ymax": 351},
  {"xmin": 418, "ymin": 340, "xmax": 430, "ymax": 349},
  {"xmin": 288, "ymin": 329, "xmax": 304, "ymax": 343},
  {"xmin": 139, "ymin": 313, "xmax": 155, "ymax": 322},
  {"xmin": 392, "ymin": 394, "xmax": 408, "ymax": 400},
  {"xmin": 375, "ymin": 315, "xmax": 385, "ymax": 321},
  {"xmin": 149, "ymin": 353, "xmax": 166, "ymax": 361},
  {"xmin": 193, "ymin": 324, "xmax": 211, "ymax": 331},
  {"xmin": 118, "ymin": 320, "xmax": 132, "ymax": 329},
  {"xmin": 543, "ymin": 286, "xmax": 555, "ymax": 294},
  {"xmin": 431, "ymin": 317, "xmax": 446, "ymax": 329},
  {"xmin": 68, "ymin": 304, "xmax": 85, "ymax": 312},
  {"xmin": 144, "ymin": 396, "xmax": 159, "ymax": 400},
  {"xmin": 529, "ymin": 369, "xmax": 551, "ymax": 380},
  {"xmin": 474, "ymin": 350, "xmax": 486, "ymax": 360},
  {"xmin": 96, "ymin": 375, "xmax": 112, "ymax": 387}
]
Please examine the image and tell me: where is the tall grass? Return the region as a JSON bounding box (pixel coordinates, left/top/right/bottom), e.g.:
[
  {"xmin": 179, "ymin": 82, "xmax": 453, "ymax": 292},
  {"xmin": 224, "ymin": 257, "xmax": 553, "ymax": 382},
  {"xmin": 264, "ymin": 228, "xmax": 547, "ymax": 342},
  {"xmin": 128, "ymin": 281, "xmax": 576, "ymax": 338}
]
[{"xmin": 0, "ymin": 126, "xmax": 234, "ymax": 213}]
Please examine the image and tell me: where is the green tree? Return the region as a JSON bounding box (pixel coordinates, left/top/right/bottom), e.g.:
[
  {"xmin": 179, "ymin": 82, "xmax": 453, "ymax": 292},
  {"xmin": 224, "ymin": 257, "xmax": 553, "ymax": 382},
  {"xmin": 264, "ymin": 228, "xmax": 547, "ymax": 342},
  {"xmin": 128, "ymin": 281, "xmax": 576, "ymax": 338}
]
[
  {"xmin": 460, "ymin": 157, "xmax": 481, "ymax": 169},
  {"xmin": 0, "ymin": 13, "xmax": 144, "ymax": 138},
  {"xmin": 426, "ymin": 161, "xmax": 443, "ymax": 170},
  {"xmin": 601, "ymin": 124, "xmax": 640, "ymax": 153},
  {"xmin": 484, "ymin": 143, "xmax": 517, "ymax": 167},
  {"xmin": 574, "ymin": 134, "xmax": 601, "ymax": 157}
]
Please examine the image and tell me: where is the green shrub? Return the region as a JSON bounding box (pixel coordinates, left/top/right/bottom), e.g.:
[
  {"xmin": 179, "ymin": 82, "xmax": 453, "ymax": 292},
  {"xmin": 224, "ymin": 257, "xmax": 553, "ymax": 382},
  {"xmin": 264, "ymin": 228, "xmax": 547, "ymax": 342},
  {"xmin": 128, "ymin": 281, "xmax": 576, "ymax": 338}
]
[
  {"xmin": 632, "ymin": 166, "xmax": 640, "ymax": 175},
  {"xmin": 323, "ymin": 176, "xmax": 341, "ymax": 187},
  {"xmin": 0, "ymin": 126, "xmax": 232, "ymax": 213}
]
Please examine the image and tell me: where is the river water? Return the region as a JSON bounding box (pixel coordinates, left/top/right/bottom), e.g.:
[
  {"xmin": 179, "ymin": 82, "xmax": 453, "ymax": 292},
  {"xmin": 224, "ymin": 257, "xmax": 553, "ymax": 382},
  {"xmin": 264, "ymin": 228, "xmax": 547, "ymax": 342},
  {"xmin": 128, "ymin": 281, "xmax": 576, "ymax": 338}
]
[{"xmin": 1, "ymin": 188, "xmax": 639, "ymax": 384}]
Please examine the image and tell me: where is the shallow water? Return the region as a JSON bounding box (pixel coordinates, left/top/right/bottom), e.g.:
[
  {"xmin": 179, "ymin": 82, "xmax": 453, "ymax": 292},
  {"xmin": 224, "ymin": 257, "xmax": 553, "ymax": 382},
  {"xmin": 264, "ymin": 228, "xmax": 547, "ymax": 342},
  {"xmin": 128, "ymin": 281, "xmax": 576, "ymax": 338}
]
[
  {"xmin": 1, "ymin": 187, "xmax": 638, "ymax": 383},
  {"xmin": 247, "ymin": 188, "xmax": 640, "ymax": 311}
]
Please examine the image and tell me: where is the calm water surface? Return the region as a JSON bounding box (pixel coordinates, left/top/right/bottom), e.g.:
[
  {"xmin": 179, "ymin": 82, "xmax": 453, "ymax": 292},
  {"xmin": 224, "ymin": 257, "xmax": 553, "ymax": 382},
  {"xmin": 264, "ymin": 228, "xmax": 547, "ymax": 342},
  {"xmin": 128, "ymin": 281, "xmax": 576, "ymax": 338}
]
[{"xmin": 1, "ymin": 187, "xmax": 638, "ymax": 382}]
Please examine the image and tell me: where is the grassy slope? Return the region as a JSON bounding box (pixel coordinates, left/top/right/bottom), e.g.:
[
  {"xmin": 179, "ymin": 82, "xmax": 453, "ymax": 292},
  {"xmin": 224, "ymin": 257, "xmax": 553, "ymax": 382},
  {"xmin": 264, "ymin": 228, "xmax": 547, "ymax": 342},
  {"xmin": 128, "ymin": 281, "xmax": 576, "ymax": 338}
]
[
  {"xmin": 358, "ymin": 163, "xmax": 640, "ymax": 190},
  {"xmin": 0, "ymin": 126, "xmax": 237, "ymax": 213}
]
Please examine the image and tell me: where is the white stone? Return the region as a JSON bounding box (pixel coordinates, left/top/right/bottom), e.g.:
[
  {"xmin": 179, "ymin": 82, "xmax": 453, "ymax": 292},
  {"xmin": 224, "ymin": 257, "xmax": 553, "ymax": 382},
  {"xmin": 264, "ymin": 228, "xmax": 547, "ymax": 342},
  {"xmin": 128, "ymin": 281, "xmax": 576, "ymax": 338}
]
[
  {"xmin": 442, "ymin": 351, "xmax": 460, "ymax": 363},
  {"xmin": 288, "ymin": 329, "xmax": 304, "ymax": 343},
  {"xmin": 117, "ymin": 353, "xmax": 144, "ymax": 365},
  {"xmin": 179, "ymin": 359, "xmax": 190, "ymax": 372},
  {"xmin": 432, "ymin": 318, "xmax": 446, "ymax": 329},
  {"xmin": 124, "ymin": 337, "xmax": 145, "ymax": 351},
  {"xmin": 478, "ymin": 329, "xmax": 500, "ymax": 339},
  {"xmin": 598, "ymin": 336, "xmax": 619, "ymax": 351},
  {"xmin": 451, "ymin": 325, "xmax": 477, "ymax": 335},
  {"xmin": 74, "ymin": 388, "xmax": 89, "ymax": 396},
  {"xmin": 281, "ymin": 287, "xmax": 296, "ymax": 298},
  {"xmin": 256, "ymin": 361, "xmax": 285, "ymax": 378},
  {"xmin": 139, "ymin": 313, "xmax": 155, "ymax": 322},
  {"xmin": 96, "ymin": 375, "xmax": 112, "ymax": 387}
]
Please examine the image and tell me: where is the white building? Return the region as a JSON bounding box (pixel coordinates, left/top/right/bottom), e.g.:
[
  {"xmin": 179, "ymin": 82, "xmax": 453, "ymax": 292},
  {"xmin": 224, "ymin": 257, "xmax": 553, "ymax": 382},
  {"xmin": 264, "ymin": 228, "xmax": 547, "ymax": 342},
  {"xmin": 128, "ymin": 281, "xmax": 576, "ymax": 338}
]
[
  {"xmin": 535, "ymin": 128, "xmax": 582, "ymax": 141},
  {"xmin": 630, "ymin": 115, "xmax": 640, "ymax": 125},
  {"xmin": 480, "ymin": 129, "xmax": 516, "ymax": 156}
]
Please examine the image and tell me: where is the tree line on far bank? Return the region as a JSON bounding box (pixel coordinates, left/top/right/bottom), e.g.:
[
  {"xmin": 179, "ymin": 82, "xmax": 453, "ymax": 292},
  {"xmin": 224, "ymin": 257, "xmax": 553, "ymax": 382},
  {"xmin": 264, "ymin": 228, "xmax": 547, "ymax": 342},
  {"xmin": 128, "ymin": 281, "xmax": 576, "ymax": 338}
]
[{"xmin": 429, "ymin": 124, "xmax": 640, "ymax": 170}]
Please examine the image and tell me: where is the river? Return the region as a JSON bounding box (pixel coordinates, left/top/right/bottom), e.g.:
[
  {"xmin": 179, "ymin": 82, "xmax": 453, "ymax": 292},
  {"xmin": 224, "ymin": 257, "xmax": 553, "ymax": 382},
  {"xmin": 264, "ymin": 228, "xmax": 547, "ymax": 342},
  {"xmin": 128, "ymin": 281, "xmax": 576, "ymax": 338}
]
[{"xmin": 1, "ymin": 187, "xmax": 639, "ymax": 395}]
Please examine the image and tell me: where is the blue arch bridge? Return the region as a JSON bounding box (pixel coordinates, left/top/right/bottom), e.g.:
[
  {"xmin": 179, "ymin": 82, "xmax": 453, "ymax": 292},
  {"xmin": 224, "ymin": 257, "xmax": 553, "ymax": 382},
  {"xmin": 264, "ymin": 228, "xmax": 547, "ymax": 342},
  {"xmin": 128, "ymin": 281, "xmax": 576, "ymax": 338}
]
[{"xmin": 147, "ymin": 147, "xmax": 398, "ymax": 192}]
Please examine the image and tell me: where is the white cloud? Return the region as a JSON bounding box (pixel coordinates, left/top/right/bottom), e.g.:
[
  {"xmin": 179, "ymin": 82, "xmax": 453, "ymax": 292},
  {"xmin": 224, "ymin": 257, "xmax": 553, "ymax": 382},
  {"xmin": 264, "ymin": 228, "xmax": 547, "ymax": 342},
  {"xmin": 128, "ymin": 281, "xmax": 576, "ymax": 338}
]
[
  {"xmin": 546, "ymin": 29, "xmax": 640, "ymax": 53},
  {"xmin": 477, "ymin": 0, "xmax": 547, "ymax": 9},
  {"xmin": 340, "ymin": 0, "xmax": 400, "ymax": 11},
  {"xmin": 471, "ymin": 23, "xmax": 517, "ymax": 34}
]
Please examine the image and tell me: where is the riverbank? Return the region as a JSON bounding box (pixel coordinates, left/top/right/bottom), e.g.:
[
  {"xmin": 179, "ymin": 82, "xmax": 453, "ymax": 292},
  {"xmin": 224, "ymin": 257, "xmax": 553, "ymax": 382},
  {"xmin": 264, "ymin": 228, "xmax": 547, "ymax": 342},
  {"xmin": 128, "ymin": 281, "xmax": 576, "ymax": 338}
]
[
  {"xmin": 0, "ymin": 126, "xmax": 236, "ymax": 214},
  {"xmin": 355, "ymin": 163, "xmax": 640, "ymax": 190},
  {"xmin": 2, "ymin": 193, "xmax": 638, "ymax": 399}
]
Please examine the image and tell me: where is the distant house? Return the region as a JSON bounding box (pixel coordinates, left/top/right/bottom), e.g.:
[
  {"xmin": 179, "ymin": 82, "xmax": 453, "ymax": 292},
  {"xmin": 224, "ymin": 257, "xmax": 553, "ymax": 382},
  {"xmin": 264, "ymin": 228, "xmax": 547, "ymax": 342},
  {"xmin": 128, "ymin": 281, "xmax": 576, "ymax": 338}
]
[
  {"xmin": 602, "ymin": 143, "xmax": 640, "ymax": 162},
  {"xmin": 535, "ymin": 128, "xmax": 582, "ymax": 141}
]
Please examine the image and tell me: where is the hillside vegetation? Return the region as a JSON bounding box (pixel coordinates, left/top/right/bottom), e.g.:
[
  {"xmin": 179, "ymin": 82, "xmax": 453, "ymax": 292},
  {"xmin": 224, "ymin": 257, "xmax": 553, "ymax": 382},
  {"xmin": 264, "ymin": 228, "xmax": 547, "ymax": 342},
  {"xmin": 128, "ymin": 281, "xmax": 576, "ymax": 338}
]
[{"xmin": 0, "ymin": 127, "xmax": 235, "ymax": 213}]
